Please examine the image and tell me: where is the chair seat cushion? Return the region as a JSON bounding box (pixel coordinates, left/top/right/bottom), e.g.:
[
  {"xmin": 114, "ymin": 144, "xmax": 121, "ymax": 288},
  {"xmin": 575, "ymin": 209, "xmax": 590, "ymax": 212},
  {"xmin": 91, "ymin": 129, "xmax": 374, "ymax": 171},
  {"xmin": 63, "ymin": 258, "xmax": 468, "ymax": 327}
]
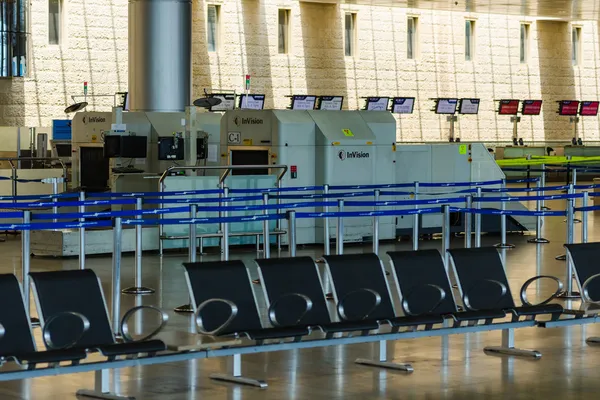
[
  {"xmin": 95, "ymin": 340, "xmax": 166, "ymax": 357},
  {"xmin": 243, "ymin": 326, "xmax": 310, "ymax": 341},
  {"xmin": 11, "ymin": 348, "xmax": 87, "ymax": 365},
  {"xmin": 511, "ymin": 304, "xmax": 563, "ymax": 317},
  {"xmin": 388, "ymin": 314, "xmax": 444, "ymax": 327},
  {"xmin": 319, "ymin": 320, "xmax": 380, "ymax": 333},
  {"xmin": 452, "ymin": 309, "xmax": 506, "ymax": 322}
]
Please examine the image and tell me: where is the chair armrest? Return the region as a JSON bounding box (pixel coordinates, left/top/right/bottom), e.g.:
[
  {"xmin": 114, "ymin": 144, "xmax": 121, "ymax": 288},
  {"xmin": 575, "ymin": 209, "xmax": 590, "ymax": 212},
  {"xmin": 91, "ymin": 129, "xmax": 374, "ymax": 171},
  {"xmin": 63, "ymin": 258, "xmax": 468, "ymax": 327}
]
[
  {"xmin": 195, "ymin": 298, "xmax": 238, "ymax": 335},
  {"xmin": 337, "ymin": 288, "xmax": 382, "ymax": 322},
  {"xmin": 43, "ymin": 312, "xmax": 90, "ymax": 350},
  {"xmin": 463, "ymin": 279, "xmax": 507, "ymax": 311},
  {"xmin": 582, "ymin": 273, "xmax": 600, "ymax": 305},
  {"xmin": 120, "ymin": 306, "xmax": 169, "ymax": 343},
  {"xmin": 520, "ymin": 275, "xmax": 564, "ymax": 306},
  {"xmin": 401, "ymin": 284, "xmax": 446, "ymax": 316},
  {"xmin": 268, "ymin": 293, "xmax": 313, "ymax": 327}
]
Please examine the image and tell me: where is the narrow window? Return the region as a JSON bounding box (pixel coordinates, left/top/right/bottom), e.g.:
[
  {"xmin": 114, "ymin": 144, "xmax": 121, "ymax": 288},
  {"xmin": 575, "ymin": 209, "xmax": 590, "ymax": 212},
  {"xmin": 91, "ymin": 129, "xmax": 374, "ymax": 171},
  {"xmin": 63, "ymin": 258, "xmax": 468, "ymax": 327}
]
[
  {"xmin": 407, "ymin": 17, "xmax": 418, "ymax": 59},
  {"xmin": 0, "ymin": 1, "xmax": 28, "ymax": 76},
  {"xmin": 520, "ymin": 23, "xmax": 530, "ymax": 64},
  {"xmin": 207, "ymin": 5, "xmax": 220, "ymax": 52},
  {"xmin": 49, "ymin": 0, "xmax": 62, "ymax": 45},
  {"xmin": 572, "ymin": 26, "xmax": 582, "ymax": 66},
  {"xmin": 465, "ymin": 20, "xmax": 475, "ymax": 61},
  {"xmin": 345, "ymin": 12, "xmax": 356, "ymax": 57},
  {"xmin": 278, "ymin": 9, "xmax": 290, "ymax": 54}
]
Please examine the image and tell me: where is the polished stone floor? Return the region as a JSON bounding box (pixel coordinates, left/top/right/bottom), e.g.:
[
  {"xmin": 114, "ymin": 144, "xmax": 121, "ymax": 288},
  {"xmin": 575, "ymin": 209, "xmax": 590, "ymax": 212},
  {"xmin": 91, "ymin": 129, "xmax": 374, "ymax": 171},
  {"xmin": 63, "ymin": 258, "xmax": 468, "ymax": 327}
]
[{"xmin": 1, "ymin": 193, "xmax": 599, "ymax": 399}]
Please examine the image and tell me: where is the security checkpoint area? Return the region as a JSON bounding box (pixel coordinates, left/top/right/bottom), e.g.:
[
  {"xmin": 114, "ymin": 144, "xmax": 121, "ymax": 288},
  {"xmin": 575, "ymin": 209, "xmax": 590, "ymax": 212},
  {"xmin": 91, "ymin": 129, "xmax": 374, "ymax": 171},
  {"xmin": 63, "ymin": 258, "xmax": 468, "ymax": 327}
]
[{"xmin": 5, "ymin": 0, "xmax": 600, "ymax": 399}]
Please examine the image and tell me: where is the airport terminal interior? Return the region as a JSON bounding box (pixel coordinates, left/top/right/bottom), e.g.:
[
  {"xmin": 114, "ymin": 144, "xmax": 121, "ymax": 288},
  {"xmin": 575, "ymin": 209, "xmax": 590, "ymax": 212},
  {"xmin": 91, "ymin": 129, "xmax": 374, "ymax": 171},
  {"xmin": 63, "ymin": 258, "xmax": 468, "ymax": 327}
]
[{"xmin": 5, "ymin": 0, "xmax": 600, "ymax": 399}]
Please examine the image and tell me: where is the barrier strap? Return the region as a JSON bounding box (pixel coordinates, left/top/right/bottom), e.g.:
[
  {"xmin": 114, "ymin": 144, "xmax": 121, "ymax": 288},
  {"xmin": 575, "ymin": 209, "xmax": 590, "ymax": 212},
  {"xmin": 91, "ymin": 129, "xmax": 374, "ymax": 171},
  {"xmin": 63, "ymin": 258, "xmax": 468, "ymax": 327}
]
[
  {"xmin": 450, "ymin": 207, "xmax": 566, "ymax": 217},
  {"xmin": 474, "ymin": 193, "xmax": 579, "ymax": 202},
  {"xmin": 328, "ymin": 183, "xmax": 415, "ymax": 190},
  {"xmin": 0, "ymin": 220, "xmax": 113, "ymax": 231},
  {"xmin": 0, "ymin": 192, "xmax": 79, "ymax": 201},
  {"xmin": 88, "ymin": 189, "xmax": 224, "ymax": 198},
  {"xmin": 272, "ymin": 191, "xmax": 377, "ymax": 200},
  {"xmin": 481, "ymin": 185, "xmax": 569, "ymax": 193},
  {"xmin": 296, "ymin": 207, "xmax": 442, "ymax": 219},
  {"xmin": 229, "ymin": 186, "xmax": 322, "ymax": 193},
  {"xmin": 505, "ymin": 178, "xmax": 540, "ymax": 183},
  {"xmin": 344, "ymin": 197, "xmax": 466, "ymax": 207},
  {"xmin": 144, "ymin": 195, "xmax": 264, "ymax": 204},
  {"xmin": 122, "ymin": 213, "xmax": 285, "ymax": 226},
  {"xmin": 419, "ymin": 180, "xmax": 503, "ymax": 187},
  {"xmin": 31, "ymin": 206, "xmax": 193, "ymax": 220}
]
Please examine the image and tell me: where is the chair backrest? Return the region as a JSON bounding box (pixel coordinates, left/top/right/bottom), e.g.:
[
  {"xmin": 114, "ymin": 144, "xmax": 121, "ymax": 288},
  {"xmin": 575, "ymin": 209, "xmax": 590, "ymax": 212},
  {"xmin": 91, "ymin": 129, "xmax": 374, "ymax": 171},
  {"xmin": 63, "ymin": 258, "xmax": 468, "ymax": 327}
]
[
  {"xmin": 448, "ymin": 247, "xmax": 516, "ymax": 311},
  {"xmin": 30, "ymin": 269, "xmax": 115, "ymax": 348},
  {"xmin": 387, "ymin": 249, "xmax": 458, "ymax": 316},
  {"xmin": 183, "ymin": 260, "xmax": 263, "ymax": 335},
  {"xmin": 0, "ymin": 274, "xmax": 36, "ymax": 356},
  {"xmin": 256, "ymin": 256, "xmax": 331, "ymax": 327},
  {"xmin": 323, "ymin": 253, "xmax": 395, "ymax": 321},
  {"xmin": 565, "ymin": 243, "xmax": 600, "ymax": 300}
]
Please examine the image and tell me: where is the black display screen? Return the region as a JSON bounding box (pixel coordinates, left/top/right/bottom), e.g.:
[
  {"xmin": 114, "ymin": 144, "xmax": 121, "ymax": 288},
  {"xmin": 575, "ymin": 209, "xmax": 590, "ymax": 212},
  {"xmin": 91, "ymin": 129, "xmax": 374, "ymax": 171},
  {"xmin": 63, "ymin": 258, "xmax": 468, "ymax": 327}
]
[{"xmin": 231, "ymin": 150, "xmax": 270, "ymax": 175}]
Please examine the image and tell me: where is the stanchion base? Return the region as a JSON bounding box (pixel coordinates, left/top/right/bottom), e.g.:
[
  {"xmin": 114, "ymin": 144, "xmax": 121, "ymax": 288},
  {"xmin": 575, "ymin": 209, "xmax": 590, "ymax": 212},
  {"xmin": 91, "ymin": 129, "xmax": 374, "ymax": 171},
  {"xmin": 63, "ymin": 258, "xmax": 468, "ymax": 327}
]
[
  {"xmin": 556, "ymin": 291, "xmax": 580, "ymax": 299},
  {"xmin": 252, "ymin": 279, "xmax": 261, "ymax": 285},
  {"xmin": 527, "ymin": 238, "xmax": 550, "ymax": 244},
  {"xmin": 315, "ymin": 257, "xmax": 325, "ymax": 264},
  {"xmin": 173, "ymin": 304, "xmax": 194, "ymax": 313},
  {"xmin": 494, "ymin": 243, "xmax": 515, "ymax": 249},
  {"xmin": 574, "ymin": 219, "xmax": 582, "ymax": 224},
  {"xmin": 555, "ymin": 254, "xmax": 566, "ymax": 261},
  {"xmin": 541, "ymin": 206, "xmax": 551, "ymax": 211},
  {"xmin": 121, "ymin": 286, "xmax": 155, "ymax": 295}
]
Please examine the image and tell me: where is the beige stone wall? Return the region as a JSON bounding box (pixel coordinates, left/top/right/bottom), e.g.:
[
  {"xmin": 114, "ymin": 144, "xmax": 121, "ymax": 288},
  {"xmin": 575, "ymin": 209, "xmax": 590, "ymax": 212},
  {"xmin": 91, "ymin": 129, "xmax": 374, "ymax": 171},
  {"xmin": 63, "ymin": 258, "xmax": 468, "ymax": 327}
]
[{"xmin": 2, "ymin": 0, "xmax": 600, "ymax": 144}]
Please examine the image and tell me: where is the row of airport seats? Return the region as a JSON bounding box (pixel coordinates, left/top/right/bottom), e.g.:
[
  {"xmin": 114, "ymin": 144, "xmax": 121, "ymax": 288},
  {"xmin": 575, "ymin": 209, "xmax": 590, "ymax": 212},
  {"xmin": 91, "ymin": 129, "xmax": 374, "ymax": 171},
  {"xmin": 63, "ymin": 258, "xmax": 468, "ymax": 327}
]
[{"xmin": 1, "ymin": 244, "xmax": 600, "ymax": 393}]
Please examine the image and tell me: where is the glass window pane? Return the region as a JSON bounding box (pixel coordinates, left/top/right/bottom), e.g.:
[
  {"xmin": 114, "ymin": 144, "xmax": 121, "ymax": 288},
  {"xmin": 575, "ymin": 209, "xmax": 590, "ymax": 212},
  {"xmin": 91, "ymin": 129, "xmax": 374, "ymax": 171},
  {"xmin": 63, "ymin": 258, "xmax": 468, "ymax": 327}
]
[
  {"xmin": 207, "ymin": 5, "xmax": 217, "ymax": 52},
  {"xmin": 278, "ymin": 10, "xmax": 288, "ymax": 54},
  {"xmin": 345, "ymin": 13, "xmax": 353, "ymax": 56},
  {"xmin": 1, "ymin": 2, "xmax": 28, "ymax": 77},
  {"xmin": 465, "ymin": 21, "xmax": 472, "ymax": 61},
  {"xmin": 407, "ymin": 18, "xmax": 414, "ymax": 59},
  {"xmin": 520, "ymin": 24, "xmax": 526, "ymax": 63},
  {"xmin": 49, "ymin": 0, "xmax": 60, "ymax": 45}
]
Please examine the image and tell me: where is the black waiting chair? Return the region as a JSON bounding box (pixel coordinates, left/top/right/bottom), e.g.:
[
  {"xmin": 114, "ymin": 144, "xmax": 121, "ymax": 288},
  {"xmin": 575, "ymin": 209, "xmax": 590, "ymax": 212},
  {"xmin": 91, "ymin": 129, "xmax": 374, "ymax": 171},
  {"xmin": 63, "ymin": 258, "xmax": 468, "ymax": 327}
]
[
  {"xmin": 447, "ymin": 247, "xmax": 563, "ymax": 321},
  {"xmin": 387, "ymin": 250, "xmax": 506, "ymax": 326},
  {"xmin": 323, "ymin": 254, "xmax": 444, "ymax": 330},
  {"xmin": 0, "ymin": 274, "xmax": 87, "ymax": 369},
  {"xmin": 565, "ymin": 242, "xmax": 600, "ymax": 310},
  {"xmin": 30, "ymin": 270, "xmax": 167, "ymax": 360},
  {"xmin": 256, "ymin": 257, "xmax": 384, "ymax": 337},
  {"xmin": 184, "ymin": 260, "xmax": 310, "ymax": 342}
]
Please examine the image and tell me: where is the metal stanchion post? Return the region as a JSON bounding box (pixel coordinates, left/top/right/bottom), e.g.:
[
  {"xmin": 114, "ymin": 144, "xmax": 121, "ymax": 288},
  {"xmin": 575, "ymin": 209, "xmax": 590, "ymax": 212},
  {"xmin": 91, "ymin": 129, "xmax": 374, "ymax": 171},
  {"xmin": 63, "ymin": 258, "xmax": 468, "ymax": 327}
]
[
  {"xmin": 557, "ymin": 185, "xmax": 579, "ymax": 299},
  {"xmin": 413, "ymin": 182, "xmax": 419, "ymax": 251},
  {"xmin": 495, "ymin": 180, "xmax": 515, "ymax": 249},
  {"xmin": 573, "ymin": 168, "xmax": 581, "ymax": 223},
  {"xmin": 322, "ymin": 184, "xmax": 330, "ymax": 259},
  {"xmin": 123, "ymin": 198, "xmax": 154, "ymax": 295},
  {"xmin": 288, "ymin": 210, "xmax": 297, "ymax": 257},
  {"xmin": 11, "ymin": 168, "xmax": 17, "ymax": 200},
  {"xmin": 464, "ymin": 195, "xmax": 472, "ymax": 248},
  {"xmin": 373, "ymin": 190, "xmax": 380, "ymax": 255},
  {"xmin": 174, "ymin": 204, "xmax": 197, "ymax": 313},
  {"xmin": 158, "ymin": 182, "xmax": 165, "ymax": 256},
  {"xmin": 582, "ymin": 191, "xmax": 589, "ymax": 244},
  {"xmin": 79, "ymin": 191, "xmax": 86, "ymax": 270},
  {"xmin": 528, "ymin": 180, "xmax": 549, "ymax": 244},
  {"xmin": 262, "ymin": 193, "xmax": 270, "ymax": 259},
  {"xmin": 276, "ymin": 180, "xmax": 282, "ymax": 252},
  {"xmin": 336, "ymin": 199, "xmax": 344, "ymax": 255},
  {"xmin": 441, "ymin": 205, "xmax": 450, "ymax": 270},
  {"xmin": 541, "ymin": 164, "xmax": 550, "ymax": 210},
  {"xmin": 111, "ymin": 217, "xmax": 123, "ymax": 337},
  {"xmin": 474, "ymin": 187, "xmax": 482, "ymax": 248},
  {"xmin": 22, "ymin": 211, "xmax": 37, "ymax": 325},
  {"xmin": 52, "ymin": 178, "xmax": 59, "ymax": 224},
  {"xmin": 222, "ymin": 187, "xmax": 230, "ymax": 261}
]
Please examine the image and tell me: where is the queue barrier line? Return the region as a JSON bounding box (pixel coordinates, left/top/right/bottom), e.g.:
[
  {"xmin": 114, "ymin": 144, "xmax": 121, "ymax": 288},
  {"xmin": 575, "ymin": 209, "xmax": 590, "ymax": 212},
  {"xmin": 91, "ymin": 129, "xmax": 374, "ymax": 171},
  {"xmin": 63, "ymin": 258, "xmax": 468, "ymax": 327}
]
[
  {"xmin": 474, "ymin": 193, "xmax": 581, "ymax": 203},
  {"xmin": 0, "ymin": 199, "xmax": 137, "ymax": 209},
  {"xmin": 144, "ymin": 196, "xmax": 264, "ymax": 205},
  {"xmin": 30, "ymin": 206, "xmax": 194, "ymax": 221},
  {"xmin": 328, "ymin": 183, "xmax": 415, "ymax": 190},
  {"xmin": 88, "ymin": 189, "xmax": 225, "ymax": 198},
  {"xmin": 419, "ymin": 179, "xmax": 503, "ymax": 187},
  {"xmin": 450, "ymin": 207, "xmax": 567, "ymax": 217},
  {"xmin": 575, "ymin": 205, "xmax": 600, "ymax": 212},
  {"xmin": 0, "ymin": 220, "xmax": 112, "ymax": 231},
  {"xmin": 122, "ymin": 213, "xmax": 285, "ymax": 227},
  {"xmin": 481, "ymin": 185, "xmax": 570, "ymax": 193},
  {"xmin": 344, "ymin": 197, "xmax": 467, "ymax": 207},
  {"xmin": 0, "ymin": 193, "xmax": 79, "ymax": 201},
  {"xmin": 272, "ymin": 191, "xmax": 383, "ymax": 200},
  {"xmin": 229, "ymin": 186, "xmax": 323, "ymax": 193}
]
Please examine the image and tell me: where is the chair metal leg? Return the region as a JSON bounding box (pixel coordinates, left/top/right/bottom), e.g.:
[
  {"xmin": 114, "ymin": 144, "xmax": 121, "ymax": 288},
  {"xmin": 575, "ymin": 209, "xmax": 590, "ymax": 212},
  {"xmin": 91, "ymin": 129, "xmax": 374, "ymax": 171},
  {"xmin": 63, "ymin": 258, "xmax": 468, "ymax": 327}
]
[
  {"xmin": 209, "ymin": 354, "xmax": 268, "ymax": 389},
  {"xmin": 586, "ymin": 337, "xmax": 600, "ymax": 346},
  {"xmin": 354, "ymin": 340, "xmax": 414, "ymax": 373},
  {"xmin": 483, "ymin": 329, "xmax": 541, "ymax": 359},
  {"xmin": 77, "ymin": 370, "xmax": 135, "ymax": 400}
]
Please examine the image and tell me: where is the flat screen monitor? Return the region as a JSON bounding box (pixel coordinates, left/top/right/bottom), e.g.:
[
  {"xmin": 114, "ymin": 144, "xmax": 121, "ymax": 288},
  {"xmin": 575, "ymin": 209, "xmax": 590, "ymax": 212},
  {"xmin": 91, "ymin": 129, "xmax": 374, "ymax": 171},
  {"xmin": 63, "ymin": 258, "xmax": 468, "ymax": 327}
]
[
  {"xmin": 290, "ymin": 95, "xmax": 317, "ymax": 110},
  {"xmin": 580, "ymin": 101, "xmax": 600, "ymax": 116},
  {"xmin": 522, "ymin": 100, "xmax": 543, "ymax": 115},
  {"xmin": 558, "ymin": 100, "xmax": 580, "ymax": 116},
  {"xmin": 391, "ymin": 97, "xmax": 415, "ymax": 114},
  {"xmin": 210, "ymin": 94, "xmax": 236, "ymax": 111},
  {"xmin": 55, "ymin": 143, "xmax": 72, "ymax": 157},
  {"xmin": 498, "ymin": 100, "xmax": 520, "ymax": 115},
  {"xmin": 103, "ymin": 135, "xmax": 121, "ymax": 158},
  {"xmin": 459, "ymin": 98, "xmax": 480, "ymax": 115},
  {"xmin": 317, "ymin": 96, "xmax": 344, "ymax": 111},
  {"xmin": 157, "ymin": 136, "xmax": 185, "ymax": 161},
  {"xmin": 230, "ymin": 150, "xmax": 270, "ymax": 175},
  {"xmin": 365, "ymin": 97, "xmax": 390, "ymax": 111},
  {"xmin": 239, "ymin": 94, "xmax": 265, "ymax": 110},
  {"xmin": 120, "ymin": 136, "xmax": 147, "ymax": 158},
  {"xmin": 435, "ymin": 98, "xmax": 458, "ymax": 114}
]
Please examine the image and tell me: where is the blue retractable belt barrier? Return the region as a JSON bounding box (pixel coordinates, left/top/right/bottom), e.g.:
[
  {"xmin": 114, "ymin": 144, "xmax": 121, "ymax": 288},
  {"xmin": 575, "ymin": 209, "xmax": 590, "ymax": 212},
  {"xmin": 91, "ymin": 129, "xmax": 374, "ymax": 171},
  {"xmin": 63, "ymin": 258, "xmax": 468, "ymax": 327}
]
[
  {"xmin": 229, "ymin": 186, "xmax": 323, "ymax": 193},
  {"xmin": 450, "ymin": 207, "xmax": 566, "ymax": 217},
  {"xmin": 0, "ymin": 220, "xmax": 113, "ymax": 231},
  {"xmin": 328, "ymin": 183, "xmax": 415, "ymax": 190},
  {"xmin": 474, "ymin": 193, "xmax": 580, "ymax": 203},
  {"xmin": 122, "ymin": 213, "xmax": 285, "ymax": 226},
  {"xmin": 344, "ymin": 197, "xmax": 466, "ymax": 207},
  {"xmin": 481, "ymin": 185, "xmax": 570, "ymax": 193},
  {"xmin": 296, "ymin": 207, "xmax": 442, "ymax": 219},
  {"xmin": 144, "ymin": 195, "xmax": 264, "ymax": 205},
  {"xmin": 88, "ymin": 189, "xmax": 224, "ymax": 198},
  {"xmin": 419, "ymin": 180, "xmax": 503, "ymax": 188},
  {"xmin": 0, "ymin": 192, "xmax": 79, "ymax": 201}
]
